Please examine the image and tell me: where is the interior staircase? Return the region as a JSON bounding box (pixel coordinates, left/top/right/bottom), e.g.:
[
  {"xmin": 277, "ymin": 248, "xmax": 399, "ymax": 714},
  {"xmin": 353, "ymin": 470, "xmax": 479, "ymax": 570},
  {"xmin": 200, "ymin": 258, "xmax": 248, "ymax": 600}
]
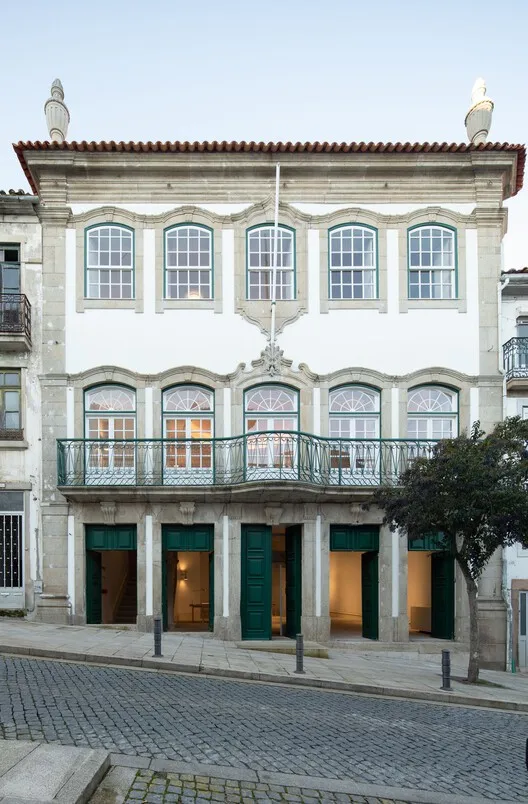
[{"xmin": 114, "ymin": 560, "xmax": 137, "ymax": 624}]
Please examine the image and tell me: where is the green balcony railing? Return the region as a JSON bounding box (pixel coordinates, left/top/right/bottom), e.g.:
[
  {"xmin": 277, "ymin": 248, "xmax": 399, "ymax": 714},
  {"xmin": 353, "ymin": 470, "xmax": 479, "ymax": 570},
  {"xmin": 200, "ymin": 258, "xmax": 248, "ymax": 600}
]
[
  {"xmin": 503, "ymin": 337, "xmax": 528, "ymax": 380},
  {"xmin": 57, "ymin": 432, "xmax": 438, "ymax": 489}
]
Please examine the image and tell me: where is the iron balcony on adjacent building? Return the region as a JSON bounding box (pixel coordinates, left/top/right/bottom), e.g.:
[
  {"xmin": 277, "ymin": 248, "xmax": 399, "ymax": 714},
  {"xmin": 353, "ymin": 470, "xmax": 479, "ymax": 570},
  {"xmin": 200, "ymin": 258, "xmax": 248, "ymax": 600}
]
[
  {"xmin": 57, "ymin": 432, "xmax": 437, "ymax": 502},
  {"xmin": 0, "ymin": 294, "xmax": 31, "ymax": 351},
  {"xmin": 503, "ymin": 337, "xmax": 528, "ymax": 391}
]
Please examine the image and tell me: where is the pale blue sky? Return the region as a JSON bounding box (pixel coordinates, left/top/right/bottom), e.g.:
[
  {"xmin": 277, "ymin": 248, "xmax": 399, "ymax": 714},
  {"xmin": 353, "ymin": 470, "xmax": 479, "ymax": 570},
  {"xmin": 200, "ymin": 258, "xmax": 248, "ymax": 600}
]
[{"xmin": 2, "ymin": 0, "xmax": 527, "ymax": 264}]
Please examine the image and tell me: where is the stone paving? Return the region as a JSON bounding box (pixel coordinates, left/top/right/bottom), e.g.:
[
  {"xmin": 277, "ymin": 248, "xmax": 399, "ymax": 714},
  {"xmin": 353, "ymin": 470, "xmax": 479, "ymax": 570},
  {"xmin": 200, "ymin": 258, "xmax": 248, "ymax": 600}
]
[
  {"xmin": 0, "ymin": 656, "xmax": 527, "ymax": 801},
  {"xmin": 121, "ymin": 769, "xmax": 408, "ymax": 803},
  {"xmin": 1, "ymin": 620, "xmax": 528, "ymax": 710}
]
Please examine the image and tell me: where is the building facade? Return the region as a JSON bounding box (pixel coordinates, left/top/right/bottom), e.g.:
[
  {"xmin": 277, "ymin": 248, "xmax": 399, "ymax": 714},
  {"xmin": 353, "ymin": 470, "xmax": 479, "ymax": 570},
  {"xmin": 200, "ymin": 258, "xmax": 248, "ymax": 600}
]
[
  {"xmin": 11, "ymin": 125, "xmax": 525, "ymax": 667},
  {"xmin": 0, "ymin": 190, "xmax": 41, "ymax": 615},
  {"xmin": 501, "ymin": 268, "xmax": 528, "ymax": 670}
]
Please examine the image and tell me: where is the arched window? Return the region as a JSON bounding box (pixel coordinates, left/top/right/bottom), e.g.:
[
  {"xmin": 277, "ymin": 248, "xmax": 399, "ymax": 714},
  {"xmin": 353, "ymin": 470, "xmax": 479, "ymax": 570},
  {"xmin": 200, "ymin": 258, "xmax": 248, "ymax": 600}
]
[
  {"xmin": 84, "ymin": 385, "xmax": 136, "ymax": 475},
  {"xmin": 329, "ymin": 225, "xmax": 377, "ymax": 299},
  {"xmin": 408, "ymin": 225, "xmax": 456, "ymax": 299},
  {"xmin": 407, "ymin": 386, "xmax": 458, "ymax": 440},
  {"xmin": 329, "ymin": 386, "xmax": 380, "ymax": 439},
  {"xmin": 162, "ymin": 385, "xmax": 214, "ymax": 472},
  {"xmin": 86, "ymin": 225, "xmax": 134, "ymax": 299},
  {"xmin": 245, "ymin": 385, "xmax": 298, "ymax": 433},
  {"xmin": 247, "ymin": 225, "xmax": 294, "ymax": 300},
  {"xmin": 245, "ymin": 385, "xmax": 299, "ymax": 473},
  {"xmin": 165, "ymin": 225, "xmax": 212, "ymax": 299}
]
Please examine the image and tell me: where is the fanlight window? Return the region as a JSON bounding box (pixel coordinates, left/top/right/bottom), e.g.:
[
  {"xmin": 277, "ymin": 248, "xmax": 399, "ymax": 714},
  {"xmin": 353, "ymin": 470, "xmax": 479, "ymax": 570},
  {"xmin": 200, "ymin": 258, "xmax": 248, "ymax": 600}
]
[
  {"xmin": 163, "ymin": 386, "xmax": 213, "ymax": 413},
  {"xmin": 247, "ymin": 226, "xmax": 294, "ymax": 300},
  {"xmin": 408, "ymin": 225, "xmax": 455, "ymax": 299},
  {"xmin": 329, "ymin": 226, "xmax": 376, "ymax": 299},
  {"xmin": 86, "ymin": 225, "xmax": 134, "ymax": 300},
  {"xmin": 165, "ymin": 225, "xmax": 212, "ymax": 300},
  {"xmin": 85, "ymin": 386, "xmax": 136, "ymax": 413},
  {"xmin": 163, "ymin": 385, "xmax": 214, "ymax": 471},
  {"xmin": 329, "ymin": 386, "xmax": 381, "ymax": 474},
  {"xmin": 407, "ymin": 387, "xmax": 457, "ymax": 440}
]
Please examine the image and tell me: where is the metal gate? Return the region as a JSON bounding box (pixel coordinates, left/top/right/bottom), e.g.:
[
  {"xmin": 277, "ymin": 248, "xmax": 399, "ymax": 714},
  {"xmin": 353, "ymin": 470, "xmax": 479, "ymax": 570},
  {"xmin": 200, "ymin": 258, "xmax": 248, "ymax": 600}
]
[{"xmin": 0, "ymin": 491, "xmax": 24, "ymax": 609}]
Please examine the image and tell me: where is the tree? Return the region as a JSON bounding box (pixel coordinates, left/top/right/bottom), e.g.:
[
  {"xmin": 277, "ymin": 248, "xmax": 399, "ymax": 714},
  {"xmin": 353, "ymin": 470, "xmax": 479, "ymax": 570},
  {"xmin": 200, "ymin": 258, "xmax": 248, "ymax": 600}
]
[{"xmin": 370, "ymin": 417, "xmax": 528, "ymax": 683}]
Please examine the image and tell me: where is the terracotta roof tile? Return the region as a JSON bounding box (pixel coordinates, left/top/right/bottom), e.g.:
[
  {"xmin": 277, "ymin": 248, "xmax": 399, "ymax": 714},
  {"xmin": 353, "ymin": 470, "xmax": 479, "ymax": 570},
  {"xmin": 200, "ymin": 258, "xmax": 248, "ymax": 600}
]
[
  {"xmin": 0, "ymin": 189, "xmax": 35, "ymax": 196},
  {"xmin": 13, "ymin": 139, "xmax": 526, "ymax": 197}
]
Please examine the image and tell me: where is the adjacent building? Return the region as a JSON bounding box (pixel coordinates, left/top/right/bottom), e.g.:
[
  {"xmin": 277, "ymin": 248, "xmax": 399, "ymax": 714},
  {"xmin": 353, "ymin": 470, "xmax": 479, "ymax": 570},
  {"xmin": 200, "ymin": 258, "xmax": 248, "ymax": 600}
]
[
  {"xmin": 0, "ymin": 190, "xmax": 41, "ymax": 614},
  {"xmin": 501, "ymin": 268, "xmax": 528, "ymax": 670},
  {"xmin": 4, "ymin": 79, "xmax": 525, "ymax": 668}
]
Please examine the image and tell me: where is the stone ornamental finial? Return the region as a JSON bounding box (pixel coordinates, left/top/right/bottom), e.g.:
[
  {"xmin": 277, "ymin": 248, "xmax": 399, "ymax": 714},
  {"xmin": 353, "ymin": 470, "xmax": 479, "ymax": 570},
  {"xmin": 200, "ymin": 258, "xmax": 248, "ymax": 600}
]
[
  {"xmin": 44, "ymin": 79, "xmax": 70, "ymax": 143},
  {"xmin": 465, "ymin": 77, "xmax": 494, "ymax": 145}
]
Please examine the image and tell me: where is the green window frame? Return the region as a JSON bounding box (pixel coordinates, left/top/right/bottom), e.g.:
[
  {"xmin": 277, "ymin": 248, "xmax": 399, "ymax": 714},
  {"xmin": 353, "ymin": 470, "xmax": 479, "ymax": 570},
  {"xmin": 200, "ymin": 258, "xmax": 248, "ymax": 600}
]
[
  {"xmin": 0, "ymin": 370, "xmax": 21, "ymax": 437},
  {"xmin": 0, "ymin": 244, "xmax": 21, "ymax": 294},
  {"xmin": 163, "ymin": 223, "xmax": 214, "ymax": 300},
  {"xmin": 246, "ymin": 224, "xmax": 296, "ymax": 301},
  {"xmin": 84, "ymin": 224, "xmax": 135, "ymax": 300},
  {"xmin": 328, "ymin": 384, "xmax": 381, "ymax": 439},
  {"xmin": 328, "ymin": 224, "xmax": 378, "ymax": 300},
  {"xmin": 407, "ymin": 384, "xmax": 459, "ymax": 440},
  {"xmin": 244, "ymin": 384, "xmax": 299, "ymax": 433},
  {"xmin": 407, "ymin": 223, "xmax": 458, "ymax": 300}
]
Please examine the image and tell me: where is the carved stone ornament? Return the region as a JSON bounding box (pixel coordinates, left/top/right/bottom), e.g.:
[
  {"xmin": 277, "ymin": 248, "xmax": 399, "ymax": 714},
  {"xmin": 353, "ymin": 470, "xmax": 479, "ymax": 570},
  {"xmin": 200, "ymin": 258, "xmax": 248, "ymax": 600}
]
[
  {"xmin": 349, "ymin": 504, "xmax": 362, "ymax": 524},
  {"xmin": 262, "ymin": 341, "xmax": 284, "ymax": 377},
  {"xmin": 44, "ymin": 79, "xmax": 70, "ymax": 143},
  {"xmin": 100, "ymin": 502, "xmax": 117, "ymax": 526},
  {"xmin": 264, "ymin": 505, "xmax": 283, "ymax": 526},
  {"xmin": 179, "ymin": 501, "xmax": 195, "ymax": 525},
  {"xmin": 465, "ymin": 77, "xmax": 494, "ymax": 145}
]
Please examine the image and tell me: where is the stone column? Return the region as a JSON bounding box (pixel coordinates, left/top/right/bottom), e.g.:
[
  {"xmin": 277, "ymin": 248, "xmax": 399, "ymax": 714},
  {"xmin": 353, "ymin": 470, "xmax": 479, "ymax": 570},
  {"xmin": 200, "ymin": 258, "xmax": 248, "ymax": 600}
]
[
  {"xmin": 213, "ymin": 516, "xmax": 228, "ymax": 638},
  {"xmin": 72, "ymin": 511, "xmax": 85, "ymax": 624},
  {"xmin": 478, "ymin": 547, "xmax": 506, "ymax": 669},
  {"xmin": 378, "ymin": 524, "xmax": 393, "ymax": 642},
  {"xmin": 227, "ymin": 517, "xmax": 242, "ymax": 641},
  {"xmin": 318, "ymin": 517, "xmax": 331, "ymax": 642},
  {"xmin": 151, "ymin": 517, "xmax": 162, "ymax": 622},
  {"xmin": 136, "ymin": 515, "xmax": 148, "ymax": 631},
  {"xmin": 396, "ymin": 530, "xmax": 409, "ymax": 641},
  {"xmin": 455, "ymin": 561, "xmax": 469, "ymax": 644},
  {"xmin": 37, "ymin": 206, "xmax": 71, "ymax": 623},
  {"xmin": 300, "ymin": 519, "xmax": 316, "ymax": 640}
]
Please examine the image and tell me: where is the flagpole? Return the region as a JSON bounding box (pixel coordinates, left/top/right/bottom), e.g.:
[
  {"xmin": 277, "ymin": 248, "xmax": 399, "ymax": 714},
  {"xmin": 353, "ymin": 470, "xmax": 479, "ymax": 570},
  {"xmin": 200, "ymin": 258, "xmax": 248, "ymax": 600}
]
[{"xmin": 270, "ymin": 163, "xmax": 280, "ymax": 347}]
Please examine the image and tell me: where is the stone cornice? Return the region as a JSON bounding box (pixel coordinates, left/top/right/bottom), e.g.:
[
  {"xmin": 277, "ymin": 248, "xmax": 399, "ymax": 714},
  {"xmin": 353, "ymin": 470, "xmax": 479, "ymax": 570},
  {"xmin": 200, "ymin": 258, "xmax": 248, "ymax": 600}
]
[{"xmin": 23, "ymin": 149, "xmax": 520, "ymax": 205}]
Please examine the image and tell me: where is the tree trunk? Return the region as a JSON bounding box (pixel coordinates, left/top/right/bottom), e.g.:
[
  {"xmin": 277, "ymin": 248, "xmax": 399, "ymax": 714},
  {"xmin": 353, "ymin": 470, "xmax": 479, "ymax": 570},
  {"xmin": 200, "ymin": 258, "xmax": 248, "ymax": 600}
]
[{"xmin": 458, "ymin": 560, "xmax": 480, "ymax": 683}]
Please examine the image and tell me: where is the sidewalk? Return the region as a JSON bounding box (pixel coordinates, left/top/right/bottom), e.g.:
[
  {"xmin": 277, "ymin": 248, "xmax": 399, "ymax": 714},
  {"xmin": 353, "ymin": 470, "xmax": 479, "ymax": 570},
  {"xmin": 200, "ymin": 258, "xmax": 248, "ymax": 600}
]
[{"xmin": 1, "ymin": 619, "xmax": 527, "ymax": 712}]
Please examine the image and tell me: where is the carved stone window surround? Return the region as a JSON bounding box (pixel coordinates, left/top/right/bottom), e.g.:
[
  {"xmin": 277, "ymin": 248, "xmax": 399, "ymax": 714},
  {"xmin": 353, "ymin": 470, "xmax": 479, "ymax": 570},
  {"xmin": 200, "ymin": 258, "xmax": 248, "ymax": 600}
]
[{"xmin": 71, "ymin": 210, "xmax": 145, "ymax": 314}]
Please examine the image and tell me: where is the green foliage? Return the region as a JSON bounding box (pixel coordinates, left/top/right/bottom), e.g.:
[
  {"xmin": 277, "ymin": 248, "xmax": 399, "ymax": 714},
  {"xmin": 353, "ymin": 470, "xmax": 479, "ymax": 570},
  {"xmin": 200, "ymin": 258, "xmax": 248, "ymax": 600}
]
[{"xmin": 371, "ymin": 417, "xmax": 528, "ymax": 581}]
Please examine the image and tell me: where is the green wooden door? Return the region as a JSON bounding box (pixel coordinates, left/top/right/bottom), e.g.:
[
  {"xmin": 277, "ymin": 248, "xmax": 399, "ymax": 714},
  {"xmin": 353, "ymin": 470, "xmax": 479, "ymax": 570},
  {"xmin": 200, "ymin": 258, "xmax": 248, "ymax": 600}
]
[
  {"xmin": 209, "ymin": 551, "xmax": 214, "ymax": 632},
  {"xmin": 285, "ymin": 525, "xmax": 302, "ymax": 638},
  {"xmin": 361, "ymin": 551, "xmax": 379, "ymax": 640},
  {"xmin": 431, "ymin": 553, "xmax": 455, "ymax": 639},
  {"xmin": 162, "ymin": 552, "xmax": 168, "ymax": 631},
  {"xmin": 86, "ymin": 550, "xmax": 102, "ymax": 624},
  {"xmin": 241, "ymin": 525, "xmax": 272, "ymax": 640}
]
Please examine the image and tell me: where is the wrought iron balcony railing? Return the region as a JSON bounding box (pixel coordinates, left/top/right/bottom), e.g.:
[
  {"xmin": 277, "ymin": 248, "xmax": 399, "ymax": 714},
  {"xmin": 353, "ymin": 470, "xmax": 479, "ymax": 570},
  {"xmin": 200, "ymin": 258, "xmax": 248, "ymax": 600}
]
[
  {"xmin": 57, "ymin": 432, "xmax": 438, "ymax": 489},
  {"xmin": 503, "ymin": 337, "xmax": 528, "ymax": 380},
  {"xmin": 0, "ymin": 294, "xmax": 31, "ymax": 341}
]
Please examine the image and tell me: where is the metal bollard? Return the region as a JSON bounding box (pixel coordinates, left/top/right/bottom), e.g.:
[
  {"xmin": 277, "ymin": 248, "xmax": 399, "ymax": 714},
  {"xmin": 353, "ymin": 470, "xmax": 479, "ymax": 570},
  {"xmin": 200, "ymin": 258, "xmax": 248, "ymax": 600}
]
[
  {"xmin": 295, "ymin": 633, "xmax": 305, "ymax": 674},
  {"xmin": 441, "ymin": 649, "xmax": 451, "ymax": 691},
  {"xmin": 525, "ymin": 738, "xmax": 528, "ymax": 770},
  {"xmin": 153, "ymin": 615, "xmax": 163, "ymax": 657}
]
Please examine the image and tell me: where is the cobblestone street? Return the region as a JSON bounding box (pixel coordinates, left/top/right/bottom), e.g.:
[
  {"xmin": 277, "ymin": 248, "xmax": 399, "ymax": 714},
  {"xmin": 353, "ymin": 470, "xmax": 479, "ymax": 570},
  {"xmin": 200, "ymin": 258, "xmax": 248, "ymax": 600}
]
[
  {"xmin": 120, "ymin": 769, "xmax": 408, "ymax": 803},
  {"xmin": 0, "ymin": 656, "xmax": 526, "ymax": 801}
]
